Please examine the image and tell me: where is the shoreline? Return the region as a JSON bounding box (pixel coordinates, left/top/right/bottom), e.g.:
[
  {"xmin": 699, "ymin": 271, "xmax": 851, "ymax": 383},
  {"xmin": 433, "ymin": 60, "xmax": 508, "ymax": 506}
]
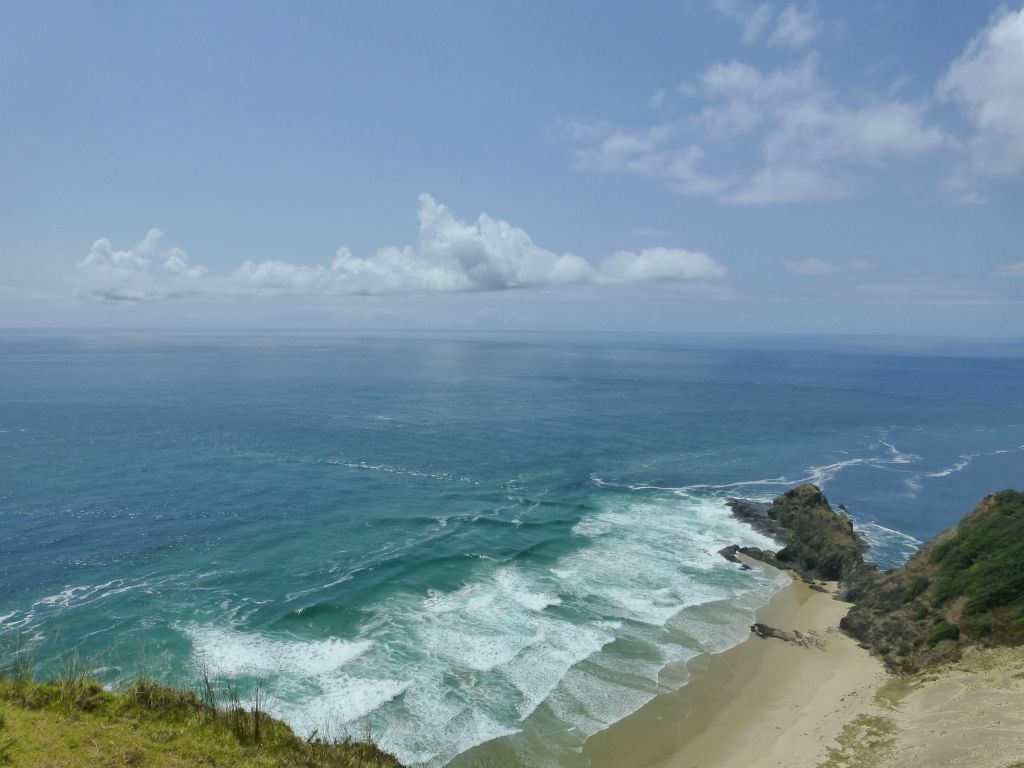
[{"xmin": 579, "ymin": 560, "xmax": 887, "ymax": 768}]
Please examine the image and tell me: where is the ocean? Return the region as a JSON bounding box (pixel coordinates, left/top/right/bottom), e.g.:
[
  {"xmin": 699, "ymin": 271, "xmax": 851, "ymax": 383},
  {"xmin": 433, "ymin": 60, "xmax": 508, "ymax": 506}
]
[{"xmin": 0, "ymin": 331, "xmax": 1021, "ymax": 766}]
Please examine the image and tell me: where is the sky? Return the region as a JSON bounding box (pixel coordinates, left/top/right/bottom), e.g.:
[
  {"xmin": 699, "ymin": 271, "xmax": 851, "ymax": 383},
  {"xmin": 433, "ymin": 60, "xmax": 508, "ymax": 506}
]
[{"xmin": 1, "ymin": 0, "xmax": 1022, "ymax": 336}]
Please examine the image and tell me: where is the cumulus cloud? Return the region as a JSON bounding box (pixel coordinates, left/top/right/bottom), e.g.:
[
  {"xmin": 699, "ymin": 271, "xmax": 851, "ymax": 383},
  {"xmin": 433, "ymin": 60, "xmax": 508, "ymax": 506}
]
[
  {"xmin": 784, "ymin": 257, "xmax": 874, "ymax": 275},
  {"xmin": 599, "ymin": 247, "xmax": 726, "ymax": 283},
  {"xmin": 77, "ymin": 197, "xmax": 725, "ymax": 303},
  {"xmin": 77, "ymin": 229, "xmax": 208, "ymax": 303},
  {"xmin": 235, "ymin": 195, "xmax": 723, "ymax": 295},
  {"xmin": 562, "ymin": 53, "xmax": 948, "ymax": 204},
  {"xmin": 938, "ymin": 7, "xmax": 1024, "ymax": 176}
]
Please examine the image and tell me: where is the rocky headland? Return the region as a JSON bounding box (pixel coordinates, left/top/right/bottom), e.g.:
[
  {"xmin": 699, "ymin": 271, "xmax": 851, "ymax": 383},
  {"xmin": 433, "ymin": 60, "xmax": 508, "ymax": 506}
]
[
  {"xmin": 723, "ymin": 484, "xmax": 875, "ymax": 587},
  {"xmin": 723, "ymin": 484, "xmax": 1024, "ymax": 672}
]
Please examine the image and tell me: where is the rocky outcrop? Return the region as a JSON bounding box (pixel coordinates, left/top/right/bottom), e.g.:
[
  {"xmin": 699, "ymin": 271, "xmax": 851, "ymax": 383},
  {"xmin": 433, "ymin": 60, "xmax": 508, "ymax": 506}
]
[
  {"xmin": 750, "ymin": 622, "xmax": 824, "ymax": 648},
  {"xmin": 724, "ymin": 485, "xmax": 1024, "ymax": 672},
  {"xmin": 726, "ymin": 484, "xmax": 875, "ymax": 588}
]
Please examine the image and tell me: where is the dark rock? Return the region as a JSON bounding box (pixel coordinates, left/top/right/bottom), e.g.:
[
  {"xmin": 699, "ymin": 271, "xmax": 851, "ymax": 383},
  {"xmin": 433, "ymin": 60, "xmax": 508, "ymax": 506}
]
[
  {"xmin": 726, "ymin": 498, "xmax": 772, "ymax": 524},
  {"xmin": 718, "ymin": 544, "xmax": 742, "ymax": 564},
  {"xmin": 738, "ymin": 546, "xmax": 786, "ymax": 570},
  {"xmin": 726, "ymin": 485, "xmax": 877, "ymax": 588},
  {"xmin": 750, "ymin": 622, "xmax": 823, "ymax": 648},
  {"xmin": 751, "ymin": 622, "xmax": 796, "ymax": 642}
]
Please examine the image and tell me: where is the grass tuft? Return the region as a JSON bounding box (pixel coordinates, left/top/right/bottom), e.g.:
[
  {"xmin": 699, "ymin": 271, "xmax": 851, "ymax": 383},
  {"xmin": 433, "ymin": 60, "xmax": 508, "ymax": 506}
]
[{"xmin": 0, "ymin": 665, "xmax": 403, "ymax": 767}]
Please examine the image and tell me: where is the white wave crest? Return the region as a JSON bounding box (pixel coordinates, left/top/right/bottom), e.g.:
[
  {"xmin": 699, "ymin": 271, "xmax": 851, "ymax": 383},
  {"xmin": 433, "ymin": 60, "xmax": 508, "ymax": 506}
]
[{"xmin": 184, "ymin": 625, "xmax": 372, "ymax": 678}]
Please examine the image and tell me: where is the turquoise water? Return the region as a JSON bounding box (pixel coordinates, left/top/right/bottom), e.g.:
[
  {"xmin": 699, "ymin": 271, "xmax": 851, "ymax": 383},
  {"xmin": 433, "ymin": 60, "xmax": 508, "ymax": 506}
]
[{"xmin": 1, "ymin": 332, "xmax": 1021, "ymax": 765}]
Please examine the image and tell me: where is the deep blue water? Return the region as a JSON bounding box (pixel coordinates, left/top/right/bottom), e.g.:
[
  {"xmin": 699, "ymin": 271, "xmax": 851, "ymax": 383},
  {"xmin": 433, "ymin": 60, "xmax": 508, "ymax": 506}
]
[{"xmin": 0, "ymin": 332, "xmax": 1021, "ymax": 766}]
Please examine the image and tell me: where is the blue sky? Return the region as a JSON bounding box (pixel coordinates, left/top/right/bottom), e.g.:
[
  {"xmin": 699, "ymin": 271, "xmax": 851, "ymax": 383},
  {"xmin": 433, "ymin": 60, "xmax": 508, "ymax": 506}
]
[{"xmin": 1, "ymin": 1, "xmax": 1022, "ymax": 336}]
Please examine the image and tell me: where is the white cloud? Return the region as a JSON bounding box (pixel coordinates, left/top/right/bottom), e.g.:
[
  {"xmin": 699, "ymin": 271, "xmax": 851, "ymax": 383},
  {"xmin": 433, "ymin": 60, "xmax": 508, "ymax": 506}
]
[
  {"xmin": 699, "ymin": 55, "xmax": 818, "ymax": 102},
  {"xmin": 77, "ymin": 229, "xmax": 208, "ymax": 303},
  {"xmin": 733, "ymin": 166, "xmax": 848, "ymax": 204},
  {"xmin": 81, "ymin": 237, "xmax": 149, "ymax": 272},
  {"xmin": 163, "ymin": 247, "xmax": 208, "ymax": 278},
  {"xmin": 79, "ymin": 197, "xmax": 726, "ymax": 303},
  {"xmin": 938, "ymin": 7, "xmax": 1024, "ymax": 176},
  {"xmin": 417, "ymin": 194, "xmax": 597, "ymax": 289},
  {"xmin": 712, "ymin": 1, "xmax": 818, "ymax": 48},
  {"xmin": 769, "ymin": 5, "xmax": 819, "ymax": 48},
  {"xmin": 784, "ymin": 257, "xmax": 874, "ymax": 275},
  {"xmin": 234, "ymin": 195, "xmax": 597, "ymax": 295},
  {"xmin": 232, "ymin": 260, "xmax": 341, "ymax": 295},
  {"xmin": 745, "ymin": 4, "xmax": 775, "ymax": 43},
  {"xmin": 599, "ymin": 247, "xmax": 727, "ymax": 283},
  {"xmin": 563, "ymin": 53, "xmax": 948, "ymax": 204}
]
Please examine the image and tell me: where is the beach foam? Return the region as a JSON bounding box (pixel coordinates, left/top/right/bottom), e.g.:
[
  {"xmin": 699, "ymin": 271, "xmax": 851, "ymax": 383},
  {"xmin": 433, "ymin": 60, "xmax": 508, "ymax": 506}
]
[
  {"xmin": 172, "ymin": 492, "xmax": 786, "ymax": 767},
  {"xmin": 184, "ymin": 625, "xmax": 372, "ymax": 678}
]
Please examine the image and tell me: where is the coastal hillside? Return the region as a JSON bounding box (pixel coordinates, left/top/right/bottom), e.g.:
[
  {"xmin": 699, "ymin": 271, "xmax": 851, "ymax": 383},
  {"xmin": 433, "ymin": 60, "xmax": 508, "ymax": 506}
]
[
  {"xmin": 728, "ymin": 484, "xmax": 1024, "ymax": 672},
  {"xmin": 0, "ymin": 675, "xmax": 402, "ymax": 768},
  {"xmin": 842, "ymin": 489, "xmax": 1024, "ymax": 671}
]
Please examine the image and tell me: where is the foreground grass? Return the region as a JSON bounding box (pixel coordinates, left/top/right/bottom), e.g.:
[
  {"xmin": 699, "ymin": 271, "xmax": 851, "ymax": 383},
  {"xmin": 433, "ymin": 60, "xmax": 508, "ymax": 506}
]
[{"xmin": 0, "ymin": 674, "xmax": 402, "ymax": 768}]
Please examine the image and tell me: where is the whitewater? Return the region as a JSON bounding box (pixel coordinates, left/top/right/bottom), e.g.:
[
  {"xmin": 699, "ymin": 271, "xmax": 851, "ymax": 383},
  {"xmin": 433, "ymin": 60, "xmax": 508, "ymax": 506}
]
[{"xmin": 0, "ymin": 331, "xmax": 1020, "ymax": 766}]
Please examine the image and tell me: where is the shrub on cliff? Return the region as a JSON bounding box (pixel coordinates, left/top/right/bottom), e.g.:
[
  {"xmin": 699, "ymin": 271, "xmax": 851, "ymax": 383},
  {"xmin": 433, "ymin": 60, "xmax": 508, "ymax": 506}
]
[
  {"xmin": 841, "ymin": 489, "xmax": 1024, "ymax": 670},
  {"xmin": 928, "ymin": 489, "xmax": 1024, "ymax": 643}
]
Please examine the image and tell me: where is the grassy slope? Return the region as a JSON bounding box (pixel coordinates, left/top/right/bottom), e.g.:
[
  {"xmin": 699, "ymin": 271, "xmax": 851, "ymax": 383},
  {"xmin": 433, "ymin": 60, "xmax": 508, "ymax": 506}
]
[
  {"xmin": 0, "ymin": 676, "xmax": 402, "ymax": 768},
  {"xmin": 841, "ymin": 489, "xmax": 1024, "ymax": 670},
  {"xmin": 928, "ymin": 489, "xmax": 1024, "ymax": 644}
]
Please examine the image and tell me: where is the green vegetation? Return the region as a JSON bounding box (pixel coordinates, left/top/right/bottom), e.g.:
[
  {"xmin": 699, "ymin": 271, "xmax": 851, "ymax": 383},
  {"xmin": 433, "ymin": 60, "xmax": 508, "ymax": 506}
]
[
  {"xmin": 928, "ymin": 489, "xmax": 1024, "ymax": 643},
  {"xmin": 0, "ymin": 661, "xmax": 402, "ymax": 768},
  {"xmin": 841, "ymin": 488, "xmax": 1024, "ymax": 671},
  {"xmin": 901, "ymin": 575, "xmax": 929, "ymax": 604},
  {"xmin": 927, "ymin": 619, "xmax": 960, "ymax": 646}
]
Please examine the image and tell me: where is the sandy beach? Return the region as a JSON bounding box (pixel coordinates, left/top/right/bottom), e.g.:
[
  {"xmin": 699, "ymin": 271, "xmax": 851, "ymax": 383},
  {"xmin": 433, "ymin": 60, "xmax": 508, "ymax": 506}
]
[
  {"xmin": 869, "ymin": 645, "xmax": 1024, "ymax": 768},
  {"xmin": 579, "ymin": 559, "xmax": 1024, "ymax": 768},
  {"xmin": 580, "ymin": 562, "xmax": 886, "ymax": 768}
]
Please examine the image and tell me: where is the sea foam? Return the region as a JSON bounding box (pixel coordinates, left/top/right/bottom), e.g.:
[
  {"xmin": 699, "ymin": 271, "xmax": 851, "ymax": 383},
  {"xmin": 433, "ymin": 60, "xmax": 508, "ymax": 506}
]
[{"xmin": 176, "ymin": 493, "xmax": 783, "ymax": 767}]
